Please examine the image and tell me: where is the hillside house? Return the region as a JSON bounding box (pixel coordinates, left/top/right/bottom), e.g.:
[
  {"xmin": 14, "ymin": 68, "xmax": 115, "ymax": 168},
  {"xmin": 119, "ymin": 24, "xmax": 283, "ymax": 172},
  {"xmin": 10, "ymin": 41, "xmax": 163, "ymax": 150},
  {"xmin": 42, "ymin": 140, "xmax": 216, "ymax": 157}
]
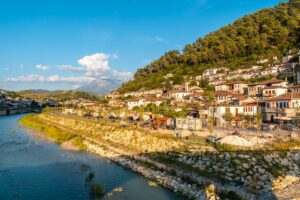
[
  {"xmin": 168, "ymin": 89, "xmax": 189, "ymax": 100},
  {"xmin": 262, "ymin": 86, "xmax": 288, "ymax": 97},
  {"xmin": 248, "ymin": 79, "xmax": 288, "ymax": 96},
  {"xmin": 210, "ymin": 104, "xmax": 244, "ymax": 127},
  {"xmin": 263, "ymin": 93, "xmax": 300, "ymax": 123},
  {"xmin": 127, "ymin": 98, "xmax": 145, "ymax": 109},
  {"xmin": 175, "ymin": 117, "xmax": 202, "ymax": 131}
]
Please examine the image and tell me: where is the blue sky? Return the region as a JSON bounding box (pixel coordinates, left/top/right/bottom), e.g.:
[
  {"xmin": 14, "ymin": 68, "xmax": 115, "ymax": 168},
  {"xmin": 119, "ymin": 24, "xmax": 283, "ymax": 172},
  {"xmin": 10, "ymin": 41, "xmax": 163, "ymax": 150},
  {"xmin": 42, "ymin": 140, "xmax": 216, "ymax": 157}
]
[{"xmin": 0, "ymin": 0, "xmax": 285, "ymax": 91}]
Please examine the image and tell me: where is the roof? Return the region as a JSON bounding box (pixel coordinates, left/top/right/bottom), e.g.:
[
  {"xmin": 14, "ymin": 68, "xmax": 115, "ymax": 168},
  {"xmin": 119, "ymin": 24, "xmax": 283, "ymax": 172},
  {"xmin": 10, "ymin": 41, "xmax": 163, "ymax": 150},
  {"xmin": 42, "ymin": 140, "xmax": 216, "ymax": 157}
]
[
  {"xmin": 260, "ymin": 79, "xmax": 286, "ymax": 85},
  {"xmin": 213, "ymin": 91, "xmax": 245, "ymax": 99},
  {"xmin": 270, "ymin": 92, "xmax": 300, "ymax": 101},
  {"xmin": 213, "ymin": 90, "xmax": 234, "ymax": 96},
  {"xmin": 263, "ymin": 86, "xmax": 287, "ymax": 90},
  {"xmin": 248, "ymin": 79, "xmax": 286, "ymax": 86},
  {"xmin": 144, "ymin": 97, "xmax": 165, "ymax": 102},
  {"xmin": 126, "ymin": 98, "xmax": 142, "ymax": 102},
  {"xmin": 169, "ymin": 89, "xmax": 188, "ymax": 93}
]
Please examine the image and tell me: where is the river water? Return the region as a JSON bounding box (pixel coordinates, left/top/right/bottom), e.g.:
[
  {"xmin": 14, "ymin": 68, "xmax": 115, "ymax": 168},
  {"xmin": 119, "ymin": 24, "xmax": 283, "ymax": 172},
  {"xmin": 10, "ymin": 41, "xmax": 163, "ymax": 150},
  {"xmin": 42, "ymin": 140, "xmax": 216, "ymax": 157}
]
[{"xmin": 0, "ymin": 115, "xmax": 182, "ymax": 200}]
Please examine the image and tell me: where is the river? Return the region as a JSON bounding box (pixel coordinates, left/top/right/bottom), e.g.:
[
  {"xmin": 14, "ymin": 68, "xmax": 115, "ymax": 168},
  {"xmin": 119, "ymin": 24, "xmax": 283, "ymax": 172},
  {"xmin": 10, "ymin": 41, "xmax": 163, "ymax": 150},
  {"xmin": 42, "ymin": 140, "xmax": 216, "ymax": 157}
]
[{"xmin": 0, "ymin": 115, "xmax": 182, "ymax": 200}]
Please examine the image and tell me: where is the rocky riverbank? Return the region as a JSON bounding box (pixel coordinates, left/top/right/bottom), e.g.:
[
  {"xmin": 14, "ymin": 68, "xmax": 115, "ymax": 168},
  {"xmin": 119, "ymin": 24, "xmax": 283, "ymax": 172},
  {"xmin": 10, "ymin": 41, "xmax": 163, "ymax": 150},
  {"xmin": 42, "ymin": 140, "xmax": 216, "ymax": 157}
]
[{"xmin": 19, "ymin": 113, "xmax": 300, "ymax": 200}]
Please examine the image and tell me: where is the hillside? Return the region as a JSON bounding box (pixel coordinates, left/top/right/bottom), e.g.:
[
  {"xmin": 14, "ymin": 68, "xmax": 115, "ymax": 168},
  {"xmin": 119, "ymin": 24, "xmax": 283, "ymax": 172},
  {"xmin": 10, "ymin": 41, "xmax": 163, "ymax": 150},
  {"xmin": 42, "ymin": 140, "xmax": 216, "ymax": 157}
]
[
  {"xmin": 15, "ymin": 90, "xmax": 100, "ymax": 102},
  {"xmin": 117, "ymin": 0, "xmax": 300, "ymax": 93}
]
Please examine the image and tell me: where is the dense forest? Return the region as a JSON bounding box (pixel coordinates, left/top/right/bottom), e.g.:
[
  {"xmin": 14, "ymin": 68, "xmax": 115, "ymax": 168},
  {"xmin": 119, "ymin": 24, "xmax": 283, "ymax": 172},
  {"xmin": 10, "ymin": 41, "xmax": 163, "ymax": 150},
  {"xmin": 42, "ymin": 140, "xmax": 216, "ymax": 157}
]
[{"xmin": 117, "ymin": 0, "xmax": 300, "ymax": 93}]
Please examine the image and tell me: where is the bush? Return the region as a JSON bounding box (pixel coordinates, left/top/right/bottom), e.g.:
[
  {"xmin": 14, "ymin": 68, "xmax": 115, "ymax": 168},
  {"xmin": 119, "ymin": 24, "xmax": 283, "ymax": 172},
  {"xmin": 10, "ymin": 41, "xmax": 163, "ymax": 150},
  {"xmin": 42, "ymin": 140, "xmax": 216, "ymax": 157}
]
[
  {"xmin": 89, "ymin": 184, "xmax": 105, "ymax": 198},
  {"xmin": 19, "ymin": 114, "xmax": 74, "ymax": 143}
]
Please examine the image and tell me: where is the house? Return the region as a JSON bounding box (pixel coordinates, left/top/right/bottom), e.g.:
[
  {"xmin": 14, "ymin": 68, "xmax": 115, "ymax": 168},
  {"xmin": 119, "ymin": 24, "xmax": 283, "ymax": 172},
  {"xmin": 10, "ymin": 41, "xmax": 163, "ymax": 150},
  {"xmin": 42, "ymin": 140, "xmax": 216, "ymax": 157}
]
[
  {"xmin": 63, "ymin": 108, "xmax": 77, "ymax": 115},
  {"xmin": 260, "ymin": 66, "xmax": 279, "ymax": 76},
  {"xmin": 213, "ymin": 91, "xmax": 245, "ymax": 104},
  {"xmin": 168, "ymin": 89, "xmax": 189, "ymax": 100},
  {"xmin": 156, "ymin": 117, "xmax": 173, "ymax": 128},
  {"xmin": 282, "ymin": 55, "xmax": 293, "ymax": 63},
  {"xmin": 241, "ymin": 102, "xmax": 258, "ymax": 116},
  {"xmin": 209, "ymin": 79, "xmax": 226, "ymax": 85},
  {"xmin": 210, "ymin": 104, "xmax": 244, "ymax": 127},
  {"xmin": 263, "ymin": 93, "xmax": 300, "ymax": 123},
  {"xmin": 215, "ymin": 83, "xmax": 228, "ymax": 92},
  {"xmin": 175, "ymin": 117, "xmax": 203, "ymax": 131},
  {"xmin": 188, "ymin": 86, "xmax": 203, "ymax": 93},
  {"xmin": 262, "ymin": 86, "xmax": 288, "ymax": 97},
  {"xmin": 143, "ymin": 97, "xmax": 165, "ymax": 107},
  {"xmin": 257, "ymin": 58, "xmax": 269, "ymax": 64},
  {"xmin": 232, "ymin": 82, "xmax": 248, "ymax": 94},
  {"xmin": 248, "ymin": 79, "xmax": 288, "ymax": 96},
  {"xmin": 214, "ymin": 81, "xmax": 248, "ymax": 94},
  {"xmin": 202, "ymin": 67, "xmax": 228, "ymax": 79},
  {"xmin": 127, "ymin": 98, "xmax": 145, "ymax": 109},
  {"xmin": 289, "ymin": 85, "xmax": 300, "ymax": 93},
  {"xmin": 127, "ymin": 97, "xmax": 165, "ymax": 109},
  {"xmin": 140, "ymin": 89, "xmax": 163, "ymax": 97}
]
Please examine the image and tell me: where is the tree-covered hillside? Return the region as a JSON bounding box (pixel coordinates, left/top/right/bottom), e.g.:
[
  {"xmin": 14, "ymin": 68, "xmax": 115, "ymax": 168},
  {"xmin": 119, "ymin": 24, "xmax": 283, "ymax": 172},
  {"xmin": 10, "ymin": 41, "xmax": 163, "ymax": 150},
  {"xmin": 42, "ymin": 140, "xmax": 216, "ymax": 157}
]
[{"xmin": 117, "ymin": 0, "xmax": 300, "ymax": 93}]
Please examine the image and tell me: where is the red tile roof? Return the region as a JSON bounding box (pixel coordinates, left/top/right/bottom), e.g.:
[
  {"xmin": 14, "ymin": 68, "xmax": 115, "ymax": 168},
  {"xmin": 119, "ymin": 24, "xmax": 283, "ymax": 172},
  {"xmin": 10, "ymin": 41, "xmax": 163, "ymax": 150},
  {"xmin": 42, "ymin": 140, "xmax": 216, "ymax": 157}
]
[{"xmin": 270, "ymin": 92, "xmax": 300, "ymax": 101}]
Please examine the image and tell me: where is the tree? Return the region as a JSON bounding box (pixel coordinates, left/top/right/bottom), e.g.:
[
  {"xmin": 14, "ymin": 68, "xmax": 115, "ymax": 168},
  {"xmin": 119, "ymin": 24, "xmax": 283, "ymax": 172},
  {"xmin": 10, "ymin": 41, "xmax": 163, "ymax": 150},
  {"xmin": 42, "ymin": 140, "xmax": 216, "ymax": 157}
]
[
  {"xmin": 224, "ymin": 111, "xmax": 233, "ymax": 128},
  {"xmin": 164, "ymin": 79, "xmax": 173, "ymax": 91},
  {"xmin": 255, "ymin": 113, "xmax": 263, "ymax": 136},
  {"xmin": 117, "ymin": 1, "xmax": 300, "ymax": 93},
  {"xmin": 208, "ymin": 108, "xmax": 214, "ymax": 135}
]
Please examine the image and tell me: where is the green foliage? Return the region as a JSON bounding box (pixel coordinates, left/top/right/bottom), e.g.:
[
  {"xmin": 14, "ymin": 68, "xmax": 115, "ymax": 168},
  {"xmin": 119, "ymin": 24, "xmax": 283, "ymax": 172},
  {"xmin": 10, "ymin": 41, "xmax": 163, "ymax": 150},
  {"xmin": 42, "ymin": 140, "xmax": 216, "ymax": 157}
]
[
  {"xmin": 72, "ymin": 137, "xmax": 87, "ymax": 150},
  {"xmin": 19, "ymin": 114, "xmax": 74, "ymax": 143},
  {"xmin": 224, "ymin": 111, "xmax": 233, "ymax": 128},
  {"xmin": 48, "ymin": 91, "xmax": 100, "ymax": 102},
  {"xmin": 117, "ymin": 1, "xmax": 300, "ymax": 93},
  {"xmin": 89, "ymin": 184, "xmax": 105, "ymax": 198}
]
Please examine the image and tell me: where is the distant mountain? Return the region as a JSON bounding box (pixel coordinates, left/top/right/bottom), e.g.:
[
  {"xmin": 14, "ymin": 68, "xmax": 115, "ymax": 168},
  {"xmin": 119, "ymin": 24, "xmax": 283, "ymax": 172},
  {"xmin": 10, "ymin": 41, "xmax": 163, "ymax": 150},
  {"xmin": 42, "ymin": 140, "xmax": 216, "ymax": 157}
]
[{"xmin": 77, "ymin": 78, "xmax": 123, "ymax": 95}]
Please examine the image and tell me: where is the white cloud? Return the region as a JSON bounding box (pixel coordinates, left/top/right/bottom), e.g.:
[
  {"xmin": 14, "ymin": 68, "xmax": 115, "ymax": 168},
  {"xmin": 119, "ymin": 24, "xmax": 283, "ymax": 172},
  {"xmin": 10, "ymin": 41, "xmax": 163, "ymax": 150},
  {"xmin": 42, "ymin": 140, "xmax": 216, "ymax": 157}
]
[
  {"xmin": 140, "ymin": 35, "xmax": 167, "ymax": 43},
  {"xmin": 4, "ymin": 67, "xmax": 10, "ymax": 71},
  {"xmin": 76, "ymin": 52, "xmax": 133, "ymax": 81},
  {"xmin": 154, "ymin": 36, "xmax": 166, "ymax": 42},
  {"xmin": 71, "ymin": 84, "xmax": 82, "ymax": 89},
  {"xmin": 111, "ymin": 70, "xmax": 133, "ymax": 81},
  {"xmin": 5, "ymin": 74, "xmax": 45, "ymax": 82},
  {"xmin": 58, "ymin": 65, "xmax": 84, "ymax": 72},
  {"xmin": 3, "ymin": 52, "xmax": 133, "ymax": 88},
  {"xmin": 36, "ymin": 64, "xmax": 49, "ymax": 71},
  {"xmin": 20, "ymin": 64, "xmax": 24, "ymax": 69},
  {"xmin": 4, "ymin": 74, "xmax": 95, "ymax": 84},
  {"xmin": 78, "ymin": 53, "xmax": 110, "ymax": 76}
]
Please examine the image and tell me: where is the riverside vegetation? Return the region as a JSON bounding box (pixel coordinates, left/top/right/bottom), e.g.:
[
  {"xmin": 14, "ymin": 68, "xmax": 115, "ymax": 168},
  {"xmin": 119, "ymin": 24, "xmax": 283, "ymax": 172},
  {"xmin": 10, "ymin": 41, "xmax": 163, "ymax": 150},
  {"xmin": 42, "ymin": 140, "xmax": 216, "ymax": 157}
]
[{"xmin": 19, "ymin": 113, "xmax": 300, "ymax": 200}]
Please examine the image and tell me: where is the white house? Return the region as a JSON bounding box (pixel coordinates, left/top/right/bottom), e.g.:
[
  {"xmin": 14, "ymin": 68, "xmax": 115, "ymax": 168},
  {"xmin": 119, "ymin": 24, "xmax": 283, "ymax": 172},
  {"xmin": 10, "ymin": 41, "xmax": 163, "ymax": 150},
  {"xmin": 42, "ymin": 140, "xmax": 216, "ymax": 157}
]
[
  {"xmin": 176, "ymin": 117, "xmax": 202, "ymax": 131},
  {"xmin": 127, "ymin": 98, "xmax": 145, "ymax": 109},
  {"xmin": 211, "ymin": 104, "xmax": 244, "ymax": 127},
  {"xmin": 262, "ymin": 86, "xmax": 288, "ymax": 97},
  {"xmin": 168, "ymin": 89, "xmax": 189, "ymax": 100}
]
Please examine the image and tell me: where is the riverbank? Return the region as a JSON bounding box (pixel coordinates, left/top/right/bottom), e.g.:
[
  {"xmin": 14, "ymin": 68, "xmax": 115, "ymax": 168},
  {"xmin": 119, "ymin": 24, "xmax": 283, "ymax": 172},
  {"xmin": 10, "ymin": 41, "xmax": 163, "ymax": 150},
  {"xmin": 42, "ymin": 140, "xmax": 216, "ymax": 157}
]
[
  {"xmin": 1, "ymin": 114, "xmax": 181, "ymax": 200},
  {"xmin": 19, "ymin": 113, "xmax": 300, "ymax": 200}
]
